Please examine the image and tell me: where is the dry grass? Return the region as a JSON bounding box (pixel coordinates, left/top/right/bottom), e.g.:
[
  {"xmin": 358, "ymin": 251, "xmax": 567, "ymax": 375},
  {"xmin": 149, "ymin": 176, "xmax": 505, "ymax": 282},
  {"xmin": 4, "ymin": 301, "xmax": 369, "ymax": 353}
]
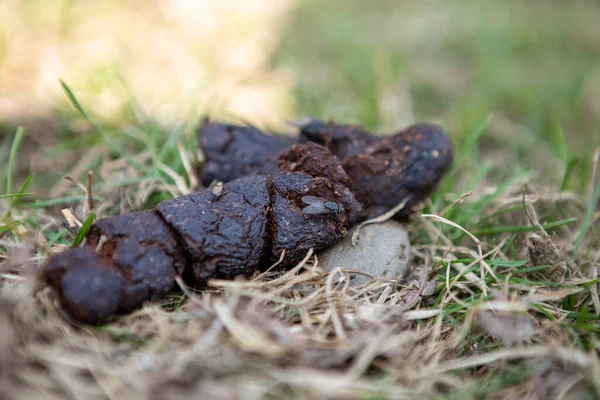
[{"xmin": 1, "ymin": 175, "xmax": 600, "ymax": 398}]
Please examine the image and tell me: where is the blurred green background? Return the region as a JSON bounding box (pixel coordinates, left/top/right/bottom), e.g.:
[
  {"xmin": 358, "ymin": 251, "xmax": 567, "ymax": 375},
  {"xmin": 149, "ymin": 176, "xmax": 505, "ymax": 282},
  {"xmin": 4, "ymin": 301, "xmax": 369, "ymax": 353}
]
[{"xmin": 1, "ymin": 0, "xmax": 599, "ymax": 196}]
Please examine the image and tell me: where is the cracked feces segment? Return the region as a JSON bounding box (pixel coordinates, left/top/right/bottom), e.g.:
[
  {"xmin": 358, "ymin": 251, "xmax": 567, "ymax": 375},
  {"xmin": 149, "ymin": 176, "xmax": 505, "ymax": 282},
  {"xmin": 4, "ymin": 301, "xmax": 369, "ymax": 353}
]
[
  {"xmin": 42, "ymin": 210, "xmax": 186, "ymax": 324},
  {"xmin": 263, "ymin": 141, "xmax": 363, "ymax": 224},
  {"xmin": 199, "ymin": 119, "xmax": 296, "ymax": 186},
  {"xmin": 197, "ymin": 119, "xmax": 454, "ymax": 220},
  {"xmin": 156, "ymin": 175, "xmax": 270, "ymax": 286},
  {"xmin": 299, "ymin": 121, "xmax": 454, "ymax": 219},
  {"xmin": 85, "ymin": 210, "xmax": 186, "ymax": 310},
  {"xmin": 298, "ymin": 119, "xmax": 376, "ymax": 159},
  {"xmin": 42, "ymin": 248, "xmax": 125, "ymax": 324},
  {"xmin": 269, "ymin": 172, "xmax": 347, "ymax": 265},
  {"xmin": 341, "ymin": 123, "xmax": 454, "ymax": 219}
]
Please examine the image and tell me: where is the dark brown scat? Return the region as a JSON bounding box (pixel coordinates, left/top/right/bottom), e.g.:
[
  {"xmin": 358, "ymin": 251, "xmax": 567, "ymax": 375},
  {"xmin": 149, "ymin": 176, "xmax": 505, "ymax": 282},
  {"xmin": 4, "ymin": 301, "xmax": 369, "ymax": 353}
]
[
  {"xmin": 42, "ymin": 248, "xmax": 124, "ymax": 324},
  {"xmin": 199, "ymin": 119, "xmax": 296, "ymax": 186},
  {"xmin": 264, "ymin": 142, "xmax": 363, "ymax": 224},
  {"xmin": 41, "ymin": 117, "xmax": 451, "ymax": 325},
  {"xmin": 300, "ymin": 121, "xmax": 454, "ymax": 219},
  {"xmin": 198, "ymin": 118, "xmax": 453, "ymax": 220}
]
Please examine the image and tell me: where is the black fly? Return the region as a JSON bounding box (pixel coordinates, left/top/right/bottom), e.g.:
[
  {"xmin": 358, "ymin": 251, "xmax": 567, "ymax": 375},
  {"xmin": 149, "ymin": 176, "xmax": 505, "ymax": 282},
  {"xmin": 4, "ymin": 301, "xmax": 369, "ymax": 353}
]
[{"xmin": 301, "ymin": 195, "xmax": 344, "ymax": 217}]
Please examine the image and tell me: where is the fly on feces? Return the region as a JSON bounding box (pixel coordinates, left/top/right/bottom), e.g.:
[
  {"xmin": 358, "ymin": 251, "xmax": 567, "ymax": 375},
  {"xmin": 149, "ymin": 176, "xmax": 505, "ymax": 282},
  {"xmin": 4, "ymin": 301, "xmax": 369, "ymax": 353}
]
[{"xmin": 301, "ymin": 195, "xmax": 345, "ymax": 217}]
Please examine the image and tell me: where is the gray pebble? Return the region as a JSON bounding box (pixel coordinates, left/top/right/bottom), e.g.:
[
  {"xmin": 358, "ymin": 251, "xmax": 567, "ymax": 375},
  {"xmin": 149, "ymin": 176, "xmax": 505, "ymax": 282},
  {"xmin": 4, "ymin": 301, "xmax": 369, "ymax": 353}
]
[{"xmin": 318, "ymin": 220, "xmax": 412, "ymax": 284}]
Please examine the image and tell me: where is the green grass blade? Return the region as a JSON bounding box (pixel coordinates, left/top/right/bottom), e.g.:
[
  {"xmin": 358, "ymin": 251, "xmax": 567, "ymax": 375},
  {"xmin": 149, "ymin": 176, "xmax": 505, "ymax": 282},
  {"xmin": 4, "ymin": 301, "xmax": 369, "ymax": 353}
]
[
  {"xmin": 573, "ymin": 182, "xmax": 600, "ymax": 257},
  {"xmin": 580, "ymin": 278, "xmax": 600, "ymax": 288},
  {"xmin": 513, "ymin": 265, "xmax": 552, "ymax": 274},
  {"xmin": 60, "ymin": 80, "xmax": 90, "ymax": 119},
  {"xmin": 454, "ymin": 169, "xmax": 531, "ymax": 228},
  {"xmin": 472, "ymin": 217, "xmax": 577, "ymax": 236},
  {"xmin": 454, "ymin": 115, "xmax": 493, "ymax": 168},
  {"xmin": 531, "ymin": 304, "xmax": 557, "ymax": 321},
  {"xmin": 45, "ymin": 229, "xmax": 71, "ymax": 247},
  {"xmin": 487, "ymin": 259, "xmax": 528, "ymax": 268},
  {"xmin": 72, "ymin": 211, "xmax": 96, "ymax": 247},
  {"xmin": 476, "ymin": 203, "xmax": 529, "ymax": 225},
  {"xmin": 559, "ymin": 156, "xmax": 578, "ymax": 191},
  {"xmin": 5, "ymin": 126, "xmax": 25, "ymax": 198},
  {"xmin": 436, "ymin": 116, "xmax": 494, "ymax": 198},
  {"xmin": 0, "ymin": 219, "xmax": 20, "ymax": 235},
  {"xmin": 6, "ymin": 173, "xmax": 34, "ymax": 215},
  {"xmin": 0, "ymin": 192, "xmax": 32, "ymax": 199},
  {"xmin": 544, "ymin": 121, "xmax": 568, "ymax": 162},
  {"xmin": 60, "ymin": 80, "xmax": 145, "ymax": 171}
]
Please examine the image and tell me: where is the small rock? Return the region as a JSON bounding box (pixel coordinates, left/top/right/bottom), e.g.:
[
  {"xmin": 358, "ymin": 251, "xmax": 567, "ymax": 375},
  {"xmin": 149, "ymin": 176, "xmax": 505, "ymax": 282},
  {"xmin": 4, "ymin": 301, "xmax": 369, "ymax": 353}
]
[{"xmin": 317, "ymin": 221, "xmax": 412, "ymax": 284}]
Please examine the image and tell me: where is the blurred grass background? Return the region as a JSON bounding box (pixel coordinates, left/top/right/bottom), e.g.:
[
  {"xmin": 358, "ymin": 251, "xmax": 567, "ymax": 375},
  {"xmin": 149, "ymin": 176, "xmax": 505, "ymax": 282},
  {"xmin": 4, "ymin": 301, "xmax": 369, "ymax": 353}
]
[{"xmin": 1, "ymin": 0, "xmax": 599, "ymax": 196}]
